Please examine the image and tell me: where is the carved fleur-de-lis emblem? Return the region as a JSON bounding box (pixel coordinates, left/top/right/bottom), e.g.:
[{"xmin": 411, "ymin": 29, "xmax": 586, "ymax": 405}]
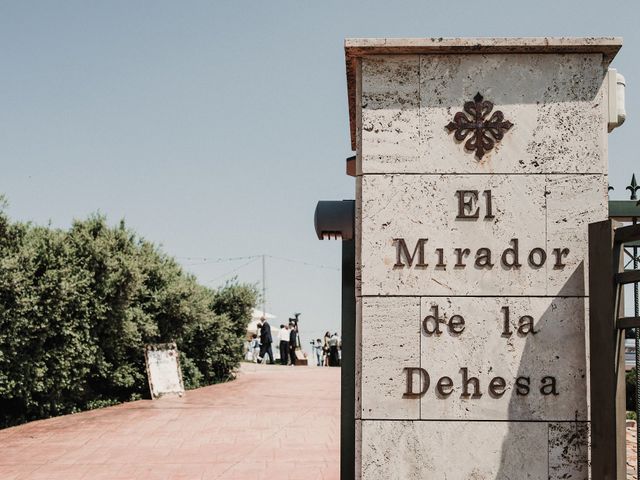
[{"xmin": 446, "ymin": 92, "xmax": 513, "ymax": 159}]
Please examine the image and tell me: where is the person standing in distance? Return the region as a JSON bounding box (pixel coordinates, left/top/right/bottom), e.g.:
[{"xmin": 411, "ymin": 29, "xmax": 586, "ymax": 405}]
[
  {"xmin": 288, "ymin": 322, "xmax": 298, "ymax": 366},
  {"xmin": 249, "ymin": 334, "xmax": 260, "ymax": 362},
  {"xmin": 323, "ymin": 331, "xmax": 331, "ymax": 366},
  {"xmin": 258, "ymin": 317, "xmax": 274, "ymax": 364},
  {"xmin": 278, "ymin": 324, "xmax": 289, "ymax": 365},
  {"xmin": 328, "ymin": 332, "xmax": 340, "ymax": 367},
  {"xmin": 314, "ymin": 339, "xmax": 323, "ymax": 367}
]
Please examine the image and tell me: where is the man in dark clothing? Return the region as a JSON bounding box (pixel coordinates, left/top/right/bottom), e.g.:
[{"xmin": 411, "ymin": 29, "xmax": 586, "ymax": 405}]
[
  {"xmin": 288, "ymin": 322, "xmax": 298, "ymax": 366},
  {"xmin": 328, "ymin": 332, "xmax": 340, "ymax": 367},
  {"xmin": 258, "ymin": 318, "xmax": 274, "ymax": 364}
]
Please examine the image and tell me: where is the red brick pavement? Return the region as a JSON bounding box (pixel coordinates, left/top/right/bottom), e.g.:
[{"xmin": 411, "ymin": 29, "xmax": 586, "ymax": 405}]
[
  {"xmin": 0, "ymin": 363, "xmax": 340, "ymax": 480},
  {"xmin": 13, "ymin": 364, "xmax": 640, "ymax": 479},
  {"xmin": 629, "ymin": 423, "xmax": 638, "ymax": 480}
]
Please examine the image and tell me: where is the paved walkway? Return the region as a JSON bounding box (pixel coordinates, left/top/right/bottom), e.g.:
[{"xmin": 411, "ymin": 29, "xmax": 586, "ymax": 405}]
[
  {"xmin": 0, "ymin": 363, "xmax": 340, "ymax": 480},
  {"xmin": 629, "ymin": 423, "xmax": 638, "ymax": 480},
  {"xmin": 4, "ymin": 364, "xmax": 639, "ymax": 479}
]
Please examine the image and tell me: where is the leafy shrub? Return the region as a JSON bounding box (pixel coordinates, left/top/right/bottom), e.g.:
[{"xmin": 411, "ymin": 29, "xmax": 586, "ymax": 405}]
[{"xmin": 0, "ymin": 205, "xmax": 256, "ymax": 428}]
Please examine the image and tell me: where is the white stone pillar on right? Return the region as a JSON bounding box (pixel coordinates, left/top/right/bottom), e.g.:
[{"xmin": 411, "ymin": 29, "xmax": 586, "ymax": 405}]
[{"xmin": 346, "ymin": 37, "xmax": 623, "ymax": 479}]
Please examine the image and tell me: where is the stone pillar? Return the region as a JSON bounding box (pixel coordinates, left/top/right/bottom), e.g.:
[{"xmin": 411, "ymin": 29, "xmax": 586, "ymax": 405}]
[{"xmin": 347, "ymin": 37, "xmax": 622, "ymax": 479}]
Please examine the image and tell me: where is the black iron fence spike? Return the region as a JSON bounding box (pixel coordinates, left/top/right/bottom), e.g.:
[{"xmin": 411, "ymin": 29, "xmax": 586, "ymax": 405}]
[{"xmin": 627, "ymin": 173, "xmax": 639, "ymax": 201}]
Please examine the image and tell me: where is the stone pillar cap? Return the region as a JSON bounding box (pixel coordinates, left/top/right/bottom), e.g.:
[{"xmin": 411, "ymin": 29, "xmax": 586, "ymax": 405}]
[{"xmin": 344, "ymin": 36, "xmax": 623, "ymax": 150}]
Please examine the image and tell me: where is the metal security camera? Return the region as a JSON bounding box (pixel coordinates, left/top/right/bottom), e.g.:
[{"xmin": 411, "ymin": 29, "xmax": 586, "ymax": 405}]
[{"xmin": 314, "ymin": 200, "xmax": 355, "ymax": 241}]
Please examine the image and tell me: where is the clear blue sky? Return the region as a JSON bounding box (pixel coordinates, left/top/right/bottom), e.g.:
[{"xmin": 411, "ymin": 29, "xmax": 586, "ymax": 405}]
[{"xmin": 1, "ymin": 1, "xmax": 638, "ymax": 345}]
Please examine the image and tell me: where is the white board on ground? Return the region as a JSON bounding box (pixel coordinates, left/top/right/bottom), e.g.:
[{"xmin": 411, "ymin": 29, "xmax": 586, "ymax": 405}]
[{"xmin": 145, "ymin": 343, "xmax": 185, "ymax": 399}]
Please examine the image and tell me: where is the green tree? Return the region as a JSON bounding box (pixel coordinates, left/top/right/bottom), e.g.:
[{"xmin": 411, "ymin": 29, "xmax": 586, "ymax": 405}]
[{"xmin": 0, "ymin": 204, "xmax": 256, "ymax": 428}]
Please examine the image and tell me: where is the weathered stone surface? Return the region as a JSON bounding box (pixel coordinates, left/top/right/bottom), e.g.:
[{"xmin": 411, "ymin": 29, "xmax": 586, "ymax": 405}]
[
  {"xmin": 360, "ymin": 420, "xmax": 589, "ymax": 479},
  {"xmin": 546, "ymin": 174, "xmax": 609, "ymax": 296},
  {"xmin": 355, "ymin": 298, "xmax": 362, "ymax": 418},
  {"xmin": 360, "ymin": 420, "xmax": 548, "ymax": 479},
  {"xmin": 361, "ymin": 56, "xmax": 420, "ymax": 166},
  {"xmin": 419, "ymin": 297, "xmax": 587, "ymax": 421},
  {"xmin": 359, "ymin": 173, "xmax": 607, "ymax": 296},
  {"xmin": 360, "ymin": 297, "xmax": 421, "ymax": 419},
  {"xmin": 548, "ymin": 422, "xmax": 589, "ymax": 479},
  {"xmin": 346, "ymin": 36, "xmax": 622, "ymax": 54},
  {"xmin": 346, "ymin": 37, "xmax": 621, "ymax": 151},
  {"xmin": 358, "ymin": 296, "xmax": 587, "ymax": 422},
  {"xmin": 361, "ymin": 53, "xmax": 607, "ymax": 174}
]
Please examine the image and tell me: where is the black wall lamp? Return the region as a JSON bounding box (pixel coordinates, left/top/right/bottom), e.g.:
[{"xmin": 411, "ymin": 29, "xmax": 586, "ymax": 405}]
[
  {"xmin": 314, "ymin": 200, "xmax": 354, "ymax": 241},
  {"xmin": 314, "ymin": 198, "xmax": 355, "ymax": 480}
]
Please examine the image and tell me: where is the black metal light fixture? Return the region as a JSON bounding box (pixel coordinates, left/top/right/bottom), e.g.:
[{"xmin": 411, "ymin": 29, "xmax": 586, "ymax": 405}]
[
  {"xmin": 314, "ymin": 196, "xmax": 355, "ymax": 480},
  {"xmin": 314, "ymin": 200, "xmax": 355, "ymax": 241}
]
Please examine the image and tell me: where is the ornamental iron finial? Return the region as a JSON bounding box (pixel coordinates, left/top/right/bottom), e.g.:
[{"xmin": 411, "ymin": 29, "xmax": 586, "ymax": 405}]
[
  {"xmin": 445, "ymin": 92, "xmax": 513, "ymax": 159},
  {"xmin": 626, "ymin": 174, "xmax": 639, "ymax": 201}
]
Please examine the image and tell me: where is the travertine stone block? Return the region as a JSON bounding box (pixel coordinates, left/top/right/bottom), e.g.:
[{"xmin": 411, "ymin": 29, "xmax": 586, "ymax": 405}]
[
  {"xmin": 360, "ymin": 297, "xmax": 421, "ymax": 419},
  {"xmin": 360, "ymin": 420, "xmax": 547, "ymax": 479},
  {"xmin": 360, "ymin": 174, "xmax": 607, "ymax": 296},
  {"xmin": 546, "ymin": 174, "xmax": 609, "ymax": 296},
  {"xmin": 361, "ymin": 53, "xmax": 606, "ymax": 175},
  {"xmin": 548, "ymin": 422, "xmax": 589, "ymax": 479},
  {"xmin": 359, "ymin": 420, "xmax": 588, "ymax": 479},
  {"xmin": 361, "ymin": 56, "xmax": 420, "ymax": 165},
  {"xmin": 419, "ymin": 297, "xmax": 587, "ymax": 421},
  {"xmin": 355, "ymin": 298, "xmax": 362, "ymax": 418}
]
